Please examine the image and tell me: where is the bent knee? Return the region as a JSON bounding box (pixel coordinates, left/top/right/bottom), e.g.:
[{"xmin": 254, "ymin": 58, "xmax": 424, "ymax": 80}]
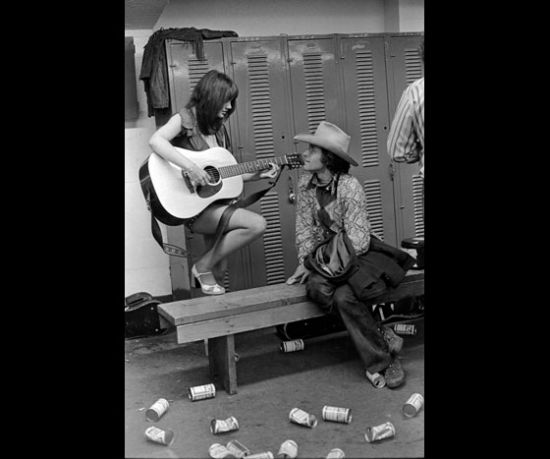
[{"xmin": 247, "ymin": 214, "xmax": 267, "ymax": 236}]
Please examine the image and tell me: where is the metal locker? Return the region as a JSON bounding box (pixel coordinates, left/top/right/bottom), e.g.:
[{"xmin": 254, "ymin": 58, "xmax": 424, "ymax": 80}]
[
  {"xmin": 338, "ymin": 34, "xmax": 398, "ymax": 246},
  {"xmin": 224, "ymin": 37, "xmax": 298, "ymax": 291},
  {"xmin": 385, "ymin": 33, "xmax": 424, "ymax": 241}
]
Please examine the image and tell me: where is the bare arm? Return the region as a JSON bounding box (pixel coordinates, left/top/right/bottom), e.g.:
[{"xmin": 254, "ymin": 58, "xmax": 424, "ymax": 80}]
[{"xmin": 148, "ymin": 114, "xmax": 210, "ymax": 187}]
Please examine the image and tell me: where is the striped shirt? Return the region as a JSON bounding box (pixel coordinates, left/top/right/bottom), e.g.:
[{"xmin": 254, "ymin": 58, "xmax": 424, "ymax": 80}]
[{"xmin": 387, "ymin": 77, "xmax": 424, "ymax": 177}]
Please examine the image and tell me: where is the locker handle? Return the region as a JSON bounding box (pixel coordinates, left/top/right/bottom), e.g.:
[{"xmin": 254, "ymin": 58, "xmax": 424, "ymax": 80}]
[{"xmin": 288, "ymin": 176, "xmax": 296, "ymax": 204}]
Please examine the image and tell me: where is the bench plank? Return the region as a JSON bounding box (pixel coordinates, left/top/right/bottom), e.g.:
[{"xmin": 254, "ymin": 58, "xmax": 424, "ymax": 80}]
[
  {"xmin": 159, "ymin": 270, "xmax": 424, "ymax": 327},
  {"xmin": 176, "ymin": 301, "xmax": 324, "ymax": 344}
]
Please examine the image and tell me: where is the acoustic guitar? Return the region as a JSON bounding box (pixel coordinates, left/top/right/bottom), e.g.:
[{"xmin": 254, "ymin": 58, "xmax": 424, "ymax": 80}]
[{"xmin": 139, "ymin": 146, "xmax": 303, "ymax": 225}]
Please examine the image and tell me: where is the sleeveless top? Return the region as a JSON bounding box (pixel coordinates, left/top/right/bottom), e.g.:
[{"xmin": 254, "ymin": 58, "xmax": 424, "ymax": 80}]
[{"xmin": 170, "ymin": 107, "xmax": 231, "ymax": 152}]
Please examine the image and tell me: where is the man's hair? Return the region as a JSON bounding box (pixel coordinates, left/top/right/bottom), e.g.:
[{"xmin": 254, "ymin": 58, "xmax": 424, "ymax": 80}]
[
  {"xmin": 186, "ymin": 70, "xmax": 239, "ymax": 134},
  {"xmin": 321, "ymin": 148, "xmax": 351, "ymax": 174}
]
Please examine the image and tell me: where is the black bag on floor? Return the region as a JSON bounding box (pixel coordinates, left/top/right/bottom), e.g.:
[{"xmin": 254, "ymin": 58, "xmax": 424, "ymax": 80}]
[{"xmin": 125, "ymin": 292, "xmax": 164, "ymax": 339}]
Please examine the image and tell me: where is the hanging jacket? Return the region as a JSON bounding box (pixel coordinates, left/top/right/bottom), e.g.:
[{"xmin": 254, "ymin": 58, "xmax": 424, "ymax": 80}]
[{"xmin": 139, "ymin": 27, "xmax": 238, "ymax": 116}]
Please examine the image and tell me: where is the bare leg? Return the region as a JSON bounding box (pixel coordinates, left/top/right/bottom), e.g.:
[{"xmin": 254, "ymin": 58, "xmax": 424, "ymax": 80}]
[
  {"xmin": 202, "ymin": 234, "xmax": 229, "ymax": 283},
  {"xmin": 192, "ymin": 204, "xmax": 267, "ymax": 275}
]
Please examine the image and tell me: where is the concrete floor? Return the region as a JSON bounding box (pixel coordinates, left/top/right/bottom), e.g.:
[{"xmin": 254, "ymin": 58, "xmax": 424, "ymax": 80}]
[{"xmin": 125, "ymin": 320, "xmax": 424, "ymax": 458}]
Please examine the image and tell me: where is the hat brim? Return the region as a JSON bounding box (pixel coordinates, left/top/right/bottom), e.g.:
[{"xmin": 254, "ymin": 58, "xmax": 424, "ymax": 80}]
[{"xmin": 294, "ymin": 133, "xmax": 359, "ymax": 166}]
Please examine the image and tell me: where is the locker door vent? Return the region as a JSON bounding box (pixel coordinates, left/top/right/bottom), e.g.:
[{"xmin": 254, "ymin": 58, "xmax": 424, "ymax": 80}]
[
  {"xmin": 355, "ymin": 50, "xmax": 379, "ymax": 168},
  {"xmin": 412, "ymin": 174, "xmax": 424, "ymax": 237},
  {"xmin": 404, "ymin": 49, "xmax": 423, "ymax": 84},
  {"xmin": 303, "ymin": 53, "xmax": 326, "ymax": 133},
  {"xmin": 260, "ymin": 190, "xmax": 286, "ymax": 285},
  {"xmin": 188, "ymin": 59, "xmax": 210, "ymax": 94},
  {"xmin": 247, "ymin": 54, "xmax": 275, "ymax": 159},
  {"xmin": 363, "ymin": 179, "xmax": 384, "ymax": 240}
]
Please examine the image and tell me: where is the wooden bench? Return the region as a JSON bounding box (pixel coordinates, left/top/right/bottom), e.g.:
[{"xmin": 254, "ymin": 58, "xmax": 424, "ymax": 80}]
[{"xmin": 158, "ymin": 270, "xmax": 424, "ymax": 394}]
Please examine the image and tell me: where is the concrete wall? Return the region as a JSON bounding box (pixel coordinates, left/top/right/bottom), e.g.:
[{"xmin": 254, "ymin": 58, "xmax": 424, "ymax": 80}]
[{"xmin": 125, "ymin": 0, "xmax": 424, "ymax": 297}]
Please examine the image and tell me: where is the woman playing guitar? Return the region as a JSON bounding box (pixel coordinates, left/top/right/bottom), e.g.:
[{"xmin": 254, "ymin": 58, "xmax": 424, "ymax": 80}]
[{"xmin": 149, "ymin": 70, "xmax": 279, "ymax": 295}]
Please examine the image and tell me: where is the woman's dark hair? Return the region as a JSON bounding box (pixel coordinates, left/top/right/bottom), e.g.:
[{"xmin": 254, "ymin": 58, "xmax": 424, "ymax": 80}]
[
  {"xmin": 321, "ymin": 148, "xmax": 351, "ymax": 174},
  {"xmin": 186, "ymin": 70, "xmax": 239, "ymax": 134}
]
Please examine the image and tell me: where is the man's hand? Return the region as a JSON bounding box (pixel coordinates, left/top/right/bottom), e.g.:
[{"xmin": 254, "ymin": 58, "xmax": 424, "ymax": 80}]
[{"xmin": 286, "ymin": 264, "xmax": 310, "ymax": 285}]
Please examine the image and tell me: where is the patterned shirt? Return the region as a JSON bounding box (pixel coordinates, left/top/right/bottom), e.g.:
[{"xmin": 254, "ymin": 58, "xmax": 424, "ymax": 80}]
[
  {"xmin": 295, "ymin": 172, "xmax": 371, "ymax": 264},
  {"xmin": 387, "ymin": 77, "xmax": 424, "ymax": 177}
]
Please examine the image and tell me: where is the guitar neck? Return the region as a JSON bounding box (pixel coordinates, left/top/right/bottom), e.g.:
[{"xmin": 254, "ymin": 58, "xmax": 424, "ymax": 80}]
[{"xmin": 219, "ymin": 156, "xmax": 290, "ymax": 179}]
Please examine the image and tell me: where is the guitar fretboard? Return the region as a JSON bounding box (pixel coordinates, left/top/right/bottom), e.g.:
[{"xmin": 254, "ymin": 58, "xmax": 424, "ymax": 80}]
[{"xmin": 219, "ymin": 156, "xmax": 291, "ymax": 179}]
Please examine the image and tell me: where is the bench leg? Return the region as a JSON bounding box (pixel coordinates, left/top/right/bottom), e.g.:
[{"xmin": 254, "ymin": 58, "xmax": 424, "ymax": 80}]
[{"xmin": 208, "ymin": 335, "xmax": 237, "ymax": 395}]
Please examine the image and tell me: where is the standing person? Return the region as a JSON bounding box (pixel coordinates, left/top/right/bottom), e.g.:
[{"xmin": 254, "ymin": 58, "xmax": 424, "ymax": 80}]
[
  {"xmin": 387, "ymin": 40, "xmax": 424, "ymax": 178},
  {"xmin": 149, "ymin": 70, "xmax": 279, "ymax": 295},
  {"xmin": 286, "ymin": 121, "xmax": 413, "ymax": 389}
]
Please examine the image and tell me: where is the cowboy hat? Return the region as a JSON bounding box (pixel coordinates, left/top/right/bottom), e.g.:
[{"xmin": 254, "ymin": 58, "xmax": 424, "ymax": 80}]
[{"xmin": 294, "ymin": 121, "xmax": 358, "ymax": 166}]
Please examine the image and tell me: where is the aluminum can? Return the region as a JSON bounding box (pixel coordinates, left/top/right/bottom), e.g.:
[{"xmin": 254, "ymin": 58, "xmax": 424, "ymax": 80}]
[
  {"xmin": 247, "ymin": 453, "xmax": 274, "ymax": 459},
  {"xmin": 226, "ymin": 439, "xmax": 251, "ymax": 458},
  {"xmin": 326, "ymin": 448, "xmax": 345, "ymax": 459},
  {"xmin": 393, "ymin": 323, "xmax": 417, "ymax": 336},
  {"xmin": 289, "ymin": 407, "xmax": 318, "ymax": 428},
  {"xmin": 145, "ymin": 398, "xmax": 169, "ymax": 422},
  {"xmin": 209, "ymin": 443, "xmax": 236, "ymax": 459},
  {"xmin": 188, "ymin": 383, "xmax": 216, "ymax": 401},
  {"xmin": 365, "ymin": 370, "xmax": 386, "ymax": 388},
  {"xmin": 402, "ymin": 393, "xmax": 424, "ymax": 418},
  {"xmin": 210, "ymin": 416, "xmax": 240, "ymax": 434},
  {"xmin": 280, "ymin": 339, "xmax": 305, "ymax": 352},
  {"xmin": 364, "ymin": 421, "xmax": 396, "ymax": 443},
  {"xmin": 144, "ymin": 426, "xmax": 175, "ymax": 446},
  {"xmin": 277, "ymin": 439, "xmax": 298, "ymax": 458},
  {"xmin": 322, "ymin": 405, "xmax": 352, "ymax": 424}
]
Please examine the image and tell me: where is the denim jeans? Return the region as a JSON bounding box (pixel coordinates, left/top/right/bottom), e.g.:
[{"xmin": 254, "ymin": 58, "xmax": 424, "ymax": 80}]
[{"xmin": 306, "ymin": 272, "xmax": 392, "ymax": 374}]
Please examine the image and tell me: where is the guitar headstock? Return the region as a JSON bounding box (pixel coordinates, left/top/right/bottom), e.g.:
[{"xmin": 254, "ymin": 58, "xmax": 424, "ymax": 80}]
[{"xmin": 284, "ymin": 154, "xmax": 304, "ymax": 169}]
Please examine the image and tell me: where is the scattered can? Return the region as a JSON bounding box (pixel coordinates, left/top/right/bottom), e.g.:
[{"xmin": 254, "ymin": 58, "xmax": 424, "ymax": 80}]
[
  {"xmin": 277, "ymin": 439, "xmax": 298, "ymax": 458},
  {"xmin": 247, "ymin": 453, "xmax": 274, "ymax": 459},
  {"xmin": 209, "ymin": 443, "xmax": 236, "ymax": 459},
  {"xmin": 322, "ymin": 405, "xmax": 352, "ymax": 424},
  {"xmin": 326, "ymin": 448, "xmax": 345, "ymax": 459},
  {"xmin": 145, "ymin": 398, "xmax": 169, "ymax": 422},
  {"xmin": 403, "ymin": 393, "xmax": 424, "ymax": 418},
  {"xmin": 188, "ymin": 383, "xmax": 216, "ymax": 401},
  {"xmin": 144, "ymin": 426, "xmax": 175, "ymax": 446},
  {"xmin": 280, "ymin": 339, "xmax": 305, "ymax": 353},
  {"xmin": 365, "ymin": 370, "xmax": 386, "ymax": 389},
  {"xmin": 289, "ymin": 407, "xmax": 318, "ymax": 428},
  {"xmin": 393, "ymin": 323, "xmax": 417, "ymax": 336},
  {"xmin": 210, "ymin": 416, "xmax": 240, "ymax": 434},
  {"xmin": 226, "ymin": 439, "xmax": 251, "ymax": 458},
  {"xmin": 364, "ymin": 421, "xmax": 396, "ymax": 443}
]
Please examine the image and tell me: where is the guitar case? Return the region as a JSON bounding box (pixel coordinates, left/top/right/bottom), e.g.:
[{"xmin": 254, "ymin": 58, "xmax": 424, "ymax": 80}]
[{"xmin": 125, "ymin": 292, "xmax": 165, "ymax": 339}]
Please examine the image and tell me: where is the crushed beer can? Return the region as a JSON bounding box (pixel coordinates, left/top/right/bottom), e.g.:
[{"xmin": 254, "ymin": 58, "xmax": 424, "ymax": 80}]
[
  {"xmin": 145, "ymin": 398, "xmax": 169, "ymax": 422},
  {"xmin": 393, "ymin": 323, "xmax": 417, "ymax": 336},
  {"xmin": 403, "ymin": 393, "xmax": 424, "ymax": 418},
  {"xmin": 326, "ymin": 448, "xmax": 345, "ymax": 459},
  {"xmin": 209, "ymin": 443, "xmax": 237, "ymax": 458},
  {"xmin": 322, "ymin": 405, "xmax": 352, "ymax": 424},
  {"xmin": 188, "ymin": 383, "xmax": 216, "ymax": 401},
  {"xmin": 277, "ymin": 439, "xmax": 298, "ymax": 458},
  {"xmin": 144, "ymin": 426, "xmax": 175, "ymax": 446},
  {"xmin": 226, "ymin": 439, "xmax": 251, "ymax": 458},
  {"xmin": 247, "ymin": 453, "xmax": 274, "ymax": 459},
  {"xmin": 364, "ymin": 421, "xmax": 396, "ymax": 443},
  {"xmin": 280, "ymin": 339, "xmax": 305, "ymax": 352},
  {"xmin": 210, "ymin": 416, "xmax": 240, "ymax": 434},
  {"xmin": 289, "ymin": 407, "xmax": 318, "ymax": 428},
  {"xmin": 365, "ymin": 370, "xmax": 386, "ymax": 388}
]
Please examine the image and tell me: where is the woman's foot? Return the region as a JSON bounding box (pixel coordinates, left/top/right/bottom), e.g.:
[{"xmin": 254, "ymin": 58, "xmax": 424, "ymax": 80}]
[{"xmin": 191, "ymin": 264, "xmax": 225, "ymax": 295}]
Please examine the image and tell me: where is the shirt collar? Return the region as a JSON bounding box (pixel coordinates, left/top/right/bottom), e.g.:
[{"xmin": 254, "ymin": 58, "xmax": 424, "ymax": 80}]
[{"xmin": 306, "ymin": 173, "xmax": 337, "ymax": 193}]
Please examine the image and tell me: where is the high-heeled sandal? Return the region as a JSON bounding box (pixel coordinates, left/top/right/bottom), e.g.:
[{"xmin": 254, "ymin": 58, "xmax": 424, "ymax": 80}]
[{"xmin": 191, "ymin": 265, "xmax": 225, "ymax": 295}]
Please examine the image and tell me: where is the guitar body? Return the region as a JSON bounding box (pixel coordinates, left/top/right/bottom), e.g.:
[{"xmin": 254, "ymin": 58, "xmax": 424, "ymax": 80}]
[{"xmin": 139, "ymin": 147, "xmax": 244, "ymax": 223}]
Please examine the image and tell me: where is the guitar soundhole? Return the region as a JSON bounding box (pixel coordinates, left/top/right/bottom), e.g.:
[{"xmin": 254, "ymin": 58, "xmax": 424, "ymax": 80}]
[{"xmin": 204, "ymin": 166, "xmax": 221, "ymax": 185}]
